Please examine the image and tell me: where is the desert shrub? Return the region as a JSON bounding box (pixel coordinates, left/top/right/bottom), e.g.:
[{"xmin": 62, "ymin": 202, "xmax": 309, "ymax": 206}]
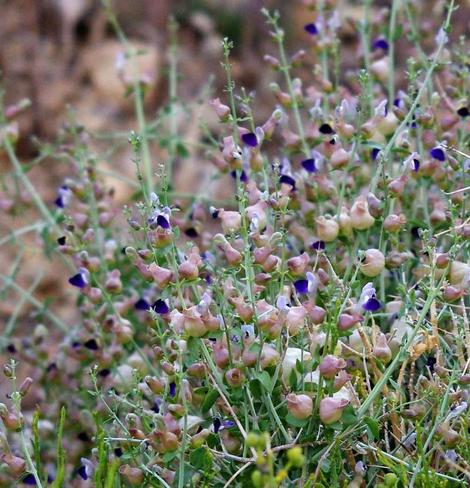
[{"xmin": 0, "ymin": 0, "xmax": 469, "ymax": 487}]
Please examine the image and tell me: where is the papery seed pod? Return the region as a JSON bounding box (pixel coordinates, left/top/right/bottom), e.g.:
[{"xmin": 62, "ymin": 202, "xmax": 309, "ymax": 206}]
[
  {"xmin": 315, "ymin": 216, "xmax": 339, "ymax": 242},
  {"xmin": 187, "ymin": 363, "xmax": 206, "ymax": 378},
  {"xmin": 350, "ymin": 196, "xmax": 375, "ymax": 230},
  {"xmin": 210, "ymin": 98, "xmax": 231, "ymax": 120},
  {"xmin": 319, "ymin": 355, "xmax": 346, "ymax": 379},
  {"xmin": 442, "ymin": 286, "xmax": 465, "ymax": 302},
  {"xmin": 225, "ymin": 368, "xmax": 245, "ymax": 387},
  {"xmin": 383, "ymin": 213, "xmax": 406, "ymax": 233},
  {"xmin": 338, "ymin": 313, "xmax": 361, "ymax": 331},
  {"xmin": 319, "ymin": 397, "xmax": 349, "ymax": 424},
  {"xmin": 286, "ymin": 393, "xmax": 313, "ymax": 419},
  {"xmin": 437, "ymin": 422, "xmax": 460, "ymax": 447},
  {"xmin": 1, "ymin": 453, "xmax": 26, "ymax": 477},
  {"xmin": 285, "ymin": 306, "xmax": 307, "ymax": 336},
  {"xmin": 119, "ymin": 465, "xmax": 144, "ymax": 486},
  {"xmin": 287, "ymin": 252, "xmax": 310, "ymax": 275},
  {"xmin": 260, "ymin": 345, "xmax": 280, "ymax": 369},
  {"xmin": 373, "ymin": 333, "xmax": 392, "ymax": 363},
  {"xmin": 360, "ymin": 249, "xmax": 385, "ymax": 277},
  {"xmin": 371, "ymin": 58, "xmax": 389, "ymax": 83},
  {"xmin": 330, "ymin": 147, "xmax": 350, "ymax": 169}
]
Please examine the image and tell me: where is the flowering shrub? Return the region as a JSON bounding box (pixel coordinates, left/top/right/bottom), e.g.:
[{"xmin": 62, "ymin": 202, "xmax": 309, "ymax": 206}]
[{"xmin": 1, "ymin": 1, "xmax": 469, "ymax": 487}]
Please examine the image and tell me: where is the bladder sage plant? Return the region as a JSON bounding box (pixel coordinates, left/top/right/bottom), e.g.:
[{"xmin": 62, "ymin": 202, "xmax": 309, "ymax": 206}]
[{"xmin": 1, "ymin": 0, "xmax": 469, "ymax": 487}]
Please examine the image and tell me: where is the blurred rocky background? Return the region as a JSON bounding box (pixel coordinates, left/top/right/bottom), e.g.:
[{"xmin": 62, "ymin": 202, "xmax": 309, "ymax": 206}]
[{"xmin": 0, "ymin": 0, "xmax": 468, "ymax": 338}]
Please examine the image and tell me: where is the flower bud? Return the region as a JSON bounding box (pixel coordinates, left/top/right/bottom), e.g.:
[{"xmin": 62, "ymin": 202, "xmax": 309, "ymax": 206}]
[
  {"xmin": 210, "ymin": 98, "xmax": 230, "ymax": 121},
  {"xmin": 105, "ymin": 270, "xmax": 122, "ymax": 294},
  {"xmin": 350, "ymin": 196, "xmax": 375, "ymax": 230},
  {"xmin": 319, "ymin": 355, "xmax": 346, "ymax": 379},
  {"xmin": 360, "ymin": 249, "xmax": 385, "ymax": 277},
  {"xmin": 319, "ymin": 397, "xmax": 349, "ymax": 424},
  {"xmin": 286, "ymin": 393, "xmax": 313, "ymax": 420},
  {"xmin": 315, "ymin": 216, "xmax": 339, "ymax": 242},
  {"xmin": 442, "ymin": 286, "xmax": 465, "ymax": 302},
  {"xmin": 338, "ymin": 206, "xmax": 353, "ymax": 237},
  {"xmin": 145, "ymin": 376, "xmax": 165, "ymax": 394}
]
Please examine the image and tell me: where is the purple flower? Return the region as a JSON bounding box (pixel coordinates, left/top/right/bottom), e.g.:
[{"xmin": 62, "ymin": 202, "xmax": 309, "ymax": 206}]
[
  {"xmin": 241, "ymin": 132, "xmax": 258, "ymax": 147},
  {"xmin": 68, "ymin": 271, "xmax": 88, "ymax": 289},
  {"xmin": 319, "ymin": 123, "xmax": 334, "ymax": 135},
  {"xmin": 77, "ymin": 465, "xmax": 88, "ymax": 480},
  {"xmin": 430, "ymin": 147, "xmax": 445, "ymax": 161},
  {"xmin": 135, "ymin": 298, "xmax": 150, "ymax": 311},
  {"xmin": 169, "ymin": 382, "xmax": 177, "ymax": 397},
  {"xmin": 304, "ymin": 23, "xmax": 318, "ymax": 35},
  {"xmin": 57, "ymin": 236, "xmax": 66, "ymax": 245},
  {"xmin": 412, "ymin": 158, "xmax": 420, "ymax": 172},
  {"xmin": 152, "ymin": 299, "xmax": 169, "ymax": 314},
  {"xmin": 371, "ymin": 148, "xmax": 380, "ymax": 161},
  {"xmin": 363, "ymin": 297, "xmax": 382, "ymax": 312},
  {"xmin": 372, "ymin": 38, "xmax": 389, "ymax": 51},
  {"xmin": 312, "ymin": 240, "xmax": 326, "ymax": 250},
  {"xmin": 156, "ymin": 214, "xmax": 170, "ymax": 229},
  {"xmin": 279, "ymin": 174, "xmax": 296, "ymax": 189},
  {"xmin": 213, "ymin": 417, "xmax": 221, "ymax": 433},
  {"xmin": 54, "ymin": 185, "xmax": 72, "ymax": 209},
  {"xmin": 457, "ymin": 106, "xmax": 469, "ymax": 117},
  {"xmin": 294, "ymin": 279, "xmax": 309, "ymax": 294},
  {"xmin": 301, "ymin": 158, "xmax": 317, "ymax": 173}
]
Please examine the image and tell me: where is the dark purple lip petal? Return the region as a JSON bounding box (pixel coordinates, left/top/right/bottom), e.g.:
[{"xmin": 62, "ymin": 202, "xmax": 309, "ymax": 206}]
[
  {"xmin": 156, "ymin": 214, "xmax": 170, "ymax": 229},
  {"xmin": 279, "ymin": 174, "xmax": 296, "ymax": 189},
  {"xmin": 57, "ymin": 236, "xmax": 66, "ymax": 245},
  {"xmin": 412, "ymin": 159, "xmax": 420, "ymax": 172},
  {"xmin": 319, "ymin": 123, "xmax": 334, "ymax": 135},
  {"xmin": 68, "ymin": 273, "xmax": 87, "ymax": 288},
  {"xmin": 185, "ymin": 227, "xmax": 199, "ymax": 238},
  {"xmin": 84, "ymin": 339, "xmax": 99, "ymax": 351},
  {"xmin": 371, "ymin": 148, "xmax": 381, "ymax": 161},
  {"xmin": 294, "ymin": 279, "xmax": 309, "ymax": 294},
  {"xmin": 312, "ymin": 240, "xmax": 326, "ymax": 250},
  {"xmin": 457, "ymin": 106, "xmax": 469, "ymax": 117},
  {"xmin": 152, "ymin": 299, "xmax": 169, "ymax": 314},
  {"xmin": 169, "ymin": 382, "xmax": 176, "ymax": 397},
  {"xmin": 430, "ymin": 147, "xmax": 445, "ymax": 161},
  {"xmin": 363, "ymin": 297, "xmax": 382, "ymax": 312},
  {"xmin": 23, "ymin": 474, "xmax": 38, "ymax": 485},
  {"xmin": 222, "ymin": 419, "xmax": 235, "ymax": 429},
  {"xmin": 77, "ymin": 465, "xmax": 88, "ymax": 480},
  {"xmin": 372, "ymin": 38, "xmax": 389, "ymax": 51},
  {"xmin": 213, "ymin": 417, "xmax": 221, "ymax": 433},
  {"xmin": 304, "ymin": 23, "xmax": 318, "ymax": 35},
  {"xmin": 301, "ymin": 158, "xmax": 317, "ymax": 173},
  {"xmin": 55, "ymin": 196, "xmax": 64, "ymax": 208},
  {"xmin": 134, "ymin": 298, "xmax": 150, "ymax": 311},
  {"xmin": 241, "ymin": 132, "xmax": 258, "ymax": 147}
]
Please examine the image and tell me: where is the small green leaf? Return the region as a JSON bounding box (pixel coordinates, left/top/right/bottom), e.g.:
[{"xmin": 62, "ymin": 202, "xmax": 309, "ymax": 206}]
[
  {"xmin": 285, "ymin": 412, "xmax": 310, "ymax": 428},
  {"xmin": 341, "ymin": 405, "xmax": 357, "ymax": 427},
  {"xmin": 364, "ymin": 416, "xmax": 380, "ymax": 440},
  {"xmin": 256, "ymin": 371, "xmax": 272, "ymax": 392},
  {"xmin": 189, "ymin": 447, "xmax": 213, "ymax": 470},
  {"xmin": 202, "ymin": 388, "xmax": 219, "ymax": 414}
]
